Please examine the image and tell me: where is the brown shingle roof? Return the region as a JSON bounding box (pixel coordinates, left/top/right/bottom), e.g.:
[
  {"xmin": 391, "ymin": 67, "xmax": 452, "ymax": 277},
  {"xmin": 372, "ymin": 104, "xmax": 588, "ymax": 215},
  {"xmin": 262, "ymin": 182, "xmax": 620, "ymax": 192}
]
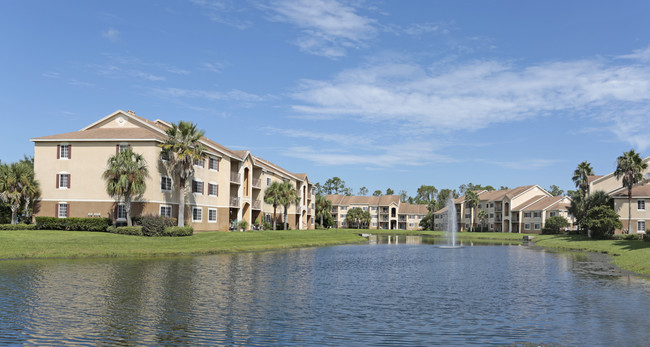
[
  {"xmin": 612, "ymin": 181, "xmax": 650, "ymax": 197},
  {"xmin": 513, "ymin": 195, "xmax": 547, "ymax": 211},
  {"xmin": 326, "ymin": 195, "xmax": 400, "ymax": 206},
  {"xmin": 521, "ymin": 196, "xmax": 564, "ymax": 211},
  {"xmin": 398, "ymin": 203, "xmax": 428, "ymax": 214},
  {"xmin": 587, "ymin": 175, "xmax": 604, "ymax": 184},
  {"xmin": 31, "ymin": 127, "xmax": 164, "ymax": 141}
]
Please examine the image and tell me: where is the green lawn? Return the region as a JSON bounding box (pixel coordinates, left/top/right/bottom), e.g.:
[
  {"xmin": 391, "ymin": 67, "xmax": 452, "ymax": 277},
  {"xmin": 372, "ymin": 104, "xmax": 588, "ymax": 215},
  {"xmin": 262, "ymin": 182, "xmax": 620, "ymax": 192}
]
[{"xmin": 0, "ymin": 229, "xmax": 366, "ymax": 260}]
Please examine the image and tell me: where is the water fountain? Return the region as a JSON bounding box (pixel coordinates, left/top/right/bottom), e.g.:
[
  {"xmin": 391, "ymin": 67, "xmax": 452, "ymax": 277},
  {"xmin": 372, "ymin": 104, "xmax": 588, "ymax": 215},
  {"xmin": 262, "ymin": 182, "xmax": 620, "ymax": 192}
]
[{"xmin": 439, "ymin": 194, "xmax": 461, "ymax": 248}]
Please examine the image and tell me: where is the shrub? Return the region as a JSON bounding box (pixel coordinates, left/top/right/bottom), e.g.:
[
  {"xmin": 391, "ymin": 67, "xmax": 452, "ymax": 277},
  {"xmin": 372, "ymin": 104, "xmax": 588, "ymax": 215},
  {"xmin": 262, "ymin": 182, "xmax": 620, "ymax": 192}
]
[
  {"xmin": 237, "ymin": 220, "xmax": 249, "ymax": 231},
  {"xmin": 163, "ymin": 226, "xmax": 194, "ymax": 237},
  {"xmin": 262, "ymin": 221, "xmax": 272, "ymax": 230},
  {"xmin": 140, "ymin": 215, "xmax": 166, "ymax": 237},
  {"xmin": 543, "ymin": 216, "xmax": 569, "ymax": 234},
  {"xmin": 133, "ymin": 216, "xmax": 177, "ymax": 227},
  {"xmin": 0, "ymin": 223, "xmax": 37, "ymax": 230},
  {"xmin": 110, "ymin": 226, "xmax": 143, "ymax": 236},
  {"xmin": 35, "ymin": 217, "xmax": 111, "ymax": 231}
]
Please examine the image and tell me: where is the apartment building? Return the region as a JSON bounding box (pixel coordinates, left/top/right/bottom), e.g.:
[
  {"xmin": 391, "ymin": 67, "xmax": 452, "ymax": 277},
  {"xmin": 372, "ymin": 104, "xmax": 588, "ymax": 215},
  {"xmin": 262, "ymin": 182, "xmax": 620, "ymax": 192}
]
[
  {"xmin": 434, "ymin": 185, "xmax": 573, "ymax": 234},
  {"xmin": 30, "ymin": 110, "xmax": 314, "ymax": 231},
  {"xmin": 326, "ymin": 195, "xmax": 428, "ymax": 230},
  {"xmin": 589, "ymin": 157, "xmax": 650, "ymax": 234}
]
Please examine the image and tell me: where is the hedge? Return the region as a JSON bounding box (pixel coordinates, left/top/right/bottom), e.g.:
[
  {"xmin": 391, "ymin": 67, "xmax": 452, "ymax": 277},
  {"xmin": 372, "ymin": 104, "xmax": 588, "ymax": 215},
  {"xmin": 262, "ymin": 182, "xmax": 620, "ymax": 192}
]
[
  {"xmin": 163, "ymin": 226, "xmax": 194, "ymax": 237},
  {"xmin": 0, "ymin": 223, "xmax": 37, "ymax": 230},
  {"xmin": 108, "ymin": 225, "xmax": 143, "ymax": 236},
  {"xmin": 35, "ymin": 217, "xmax": 112, "ymax": 232}
]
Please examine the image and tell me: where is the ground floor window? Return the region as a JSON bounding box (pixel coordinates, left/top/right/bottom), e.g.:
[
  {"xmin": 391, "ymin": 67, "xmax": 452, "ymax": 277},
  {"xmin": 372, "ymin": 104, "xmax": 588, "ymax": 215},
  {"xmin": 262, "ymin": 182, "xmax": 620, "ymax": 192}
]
[
  {"xmin": 524, "ymin": 223, "xmax": 531, "ymax": 230},
  {"xmin": 265, "ymin": 214, "xmax": 271, "ymax": 223},
  {"xmin": 409, "ymin": 223, "xmax": 414, "ymax": 227},
  {"xmin": 192, "ymin": 207, "xmax": 202, "ymax": 222},
  {"xmin": 58, "ymin": 203, "xmax": 68, "ymax": 218},
  {"xmin": 208, "ymin": 208, "xmax": 217, "ymax": 223},
  {"xmin": 160, "ymin": 205, "xmax": 172, "ymax": 218},
  {"xmin": 637, "ymin": 220, "xmax": 646, "ymax": 233},
  {"xmin": 534, "ymin": 223, "xmax": 541, "ymax": 230},
  {"xmin": 117, "ymin": 204, "xmax": 126, "ymax": 220}
]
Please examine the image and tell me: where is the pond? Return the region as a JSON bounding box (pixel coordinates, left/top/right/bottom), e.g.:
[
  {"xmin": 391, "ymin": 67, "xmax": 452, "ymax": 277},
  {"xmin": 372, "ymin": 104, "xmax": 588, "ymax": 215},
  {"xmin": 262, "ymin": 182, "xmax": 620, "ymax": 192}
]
[{"xmin": 1, "ymin": 236, "xmax": 649, "ymax": 346}]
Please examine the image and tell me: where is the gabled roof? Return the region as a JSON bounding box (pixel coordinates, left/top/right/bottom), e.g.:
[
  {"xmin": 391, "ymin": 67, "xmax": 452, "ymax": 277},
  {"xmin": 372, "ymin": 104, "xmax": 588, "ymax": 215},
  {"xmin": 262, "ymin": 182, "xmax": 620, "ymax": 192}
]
[
  {"xmin": 587, "ymin": 175, "xmax": 604, "ymax": 184},
  {"xmin": 512, "ymin": 195, "xmax": 547, "ymax": 211},
  {"xmin": 326, "ymin": 195, "xmax": 400, "ymax": 206},
  {"xmin": 30, "ymin": 127, "xmax": 164, "ymax": 141},
  {"xmin": 590, "ymin": 157, "xmax": 650, "ymax": 186},
  {"xmin": 398, "ymin": 203, "xmax": 428, "ymax": 214},
  {"xmin": 611, "ymin": 181, "xmax": 650, "ymax": 198},
  {"xmin": 252, "ymin": 155, "xmax": 301, "ymax": 181},
  {"xmin": 521, "ymin": 196, "xmax": 566, "ymax": 211}
]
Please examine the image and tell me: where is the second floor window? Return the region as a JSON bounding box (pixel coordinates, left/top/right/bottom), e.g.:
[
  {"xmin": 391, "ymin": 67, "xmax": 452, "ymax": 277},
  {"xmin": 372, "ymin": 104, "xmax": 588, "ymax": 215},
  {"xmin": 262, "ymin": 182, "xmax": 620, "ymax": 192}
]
[
  {"xmin": 638, "ymin": 200, "xmax": 645, "ymax": 210},
  {"xmin": 57, "ymin": 173, "xmax": 70, "ymax": 189},
  {"xmin": 209, "ymin": 183, "xmax": 218, "ymax": 196},
  {"xmin": 192, "ymin": 180, "xmax": 203, "ymax": 194},
  {"xmin": 161, "ymin": 176, "xmax": 172, "ymax": 191},
  {"xmin": 209, "ymin": 157, "xmax": 219, "ymax": 171},
  {"xmin": 194, "ymin": 158, "xmax": 204, "ymax": 168},
  {"xmin": 267, "ymin": 177, "xmax": 272, "ymax": 186},
  {"xmin": 59, "ymin": 145, "xmax": 70, "ymax": 159}
]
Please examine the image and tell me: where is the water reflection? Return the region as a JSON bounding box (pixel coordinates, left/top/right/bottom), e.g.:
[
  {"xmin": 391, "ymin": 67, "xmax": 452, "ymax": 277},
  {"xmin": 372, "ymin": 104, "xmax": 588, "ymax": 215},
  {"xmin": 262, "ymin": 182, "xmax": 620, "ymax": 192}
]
[{"xmin": 0, "ymin": 243, "xmax": 649, "ymax": 345}]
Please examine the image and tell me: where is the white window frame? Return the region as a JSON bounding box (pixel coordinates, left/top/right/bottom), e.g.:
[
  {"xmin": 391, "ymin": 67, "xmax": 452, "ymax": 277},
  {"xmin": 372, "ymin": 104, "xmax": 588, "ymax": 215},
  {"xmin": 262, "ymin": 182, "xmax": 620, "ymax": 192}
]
[
  {"xmin": 489, "ymin": 223, "xmax": 494, "ymax": 230},
  {"xmin": 119, "ymin": 143, "xmax": 129, "ymax": 153},
  {"xmin": 58, "ymin": 172, "xmax": 70, "ymax": 190},
  {"xmin": 341, "ymin": 206, "xmax": 347, "ymax": 210},
  {"xmin": 194, "ymin": 158, "xmax": 204, "ymax": 168},
  {"xmin": 208, "ymin": 208, "xmax": 217, "ymax": 223},
  {"xmin": 160, "ymin": 205, "xmax": 172, "ymax": 218},
  {"xmin": 192, "ymin": 179, "xmax": 203, "ymax": 195},
  {"xmin": 59, "ymin": 144, "xmax": 70, "ymax": 159},
  {"xmin": 533, "ymin": 212, "xmax": 541, "ymax": 218},
  {"xmin": 549, "ymin": 211, "xmax": 556, "ymax": 217},
  {"xmin": 192, "ymin": 207, "xmax": 202, "ymax": 222},
  {"xmin": 524, "ymin": 223, "xmax": 531, "ymax": 230},
  {"xmin": 637, "ymin": 220, "xmax": 646, "ymax": 233},
  {"xmin": 161, "ymin": 176, "xmax": 172, "ymax": 192},
  {"xmin": 534, "ymin": 223, "xmax": 541, "ymax": 230},
  {"xmin": 267, "ymin": 177, "xmax": 272, "ymax": 186},
  {"xmin": 638, "ymin": 200, "xmax": 645, "ymax": 211},
  {"xmin": 117, "ymin": 204, "xmax": 127, "ymax": 220},
  {"xmin": 208, "ymin": 183, "xmax": 218, "ymax": 196},
  {"xmin": 58, "ymin": 202, "xmax": 68, "ymax": 218},
  {"xmin": 160, "ymin": 150, "xmax": 169, "ymax": 162},
  {"xmin": 524, "ymin": 212, "xmax": 531, "ymax": 218},
  {"xmin": 209, "ymin": 157, "xmax": 219, "ymax": 171}
]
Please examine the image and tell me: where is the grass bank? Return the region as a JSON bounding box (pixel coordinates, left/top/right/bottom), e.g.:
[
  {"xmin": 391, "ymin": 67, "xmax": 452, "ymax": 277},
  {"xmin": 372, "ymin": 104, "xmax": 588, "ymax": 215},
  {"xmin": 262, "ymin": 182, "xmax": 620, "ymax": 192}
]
[
  {"xmin": 366, "ymin": 229, "xmax": 532, "ymax": 241},
  {"xmin": 0, "ymin": 229, "xmax": 366, "ymax": 260}
]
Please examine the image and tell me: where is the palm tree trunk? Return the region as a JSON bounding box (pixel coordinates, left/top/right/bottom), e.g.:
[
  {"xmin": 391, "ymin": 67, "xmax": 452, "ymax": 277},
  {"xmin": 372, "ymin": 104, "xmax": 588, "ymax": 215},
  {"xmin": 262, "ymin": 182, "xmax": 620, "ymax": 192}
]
[
  {"xmin": 320, "ymin": 213, "xmax": 323, "ymax": 228},
  {"xmin": 628, "ymin": 189, "xmax": 632, "ymax": 234},
  {"xmin": 10, "ymin": 205, "xmax": 18, "ymax": 225},
  {"xmin": 125, "ymin": 197, "xmax": 132, "ymax": 227},
  {"xmin": 272, "ymin": 206, "xmax": 277, "ymax": 231},
  {"xmin": 178, "ymin": 180, "xmax": 186, "ymax": 227},
  {"xmin": 284, "ymin": 206, "xmax": 288, "ymax": 230}
]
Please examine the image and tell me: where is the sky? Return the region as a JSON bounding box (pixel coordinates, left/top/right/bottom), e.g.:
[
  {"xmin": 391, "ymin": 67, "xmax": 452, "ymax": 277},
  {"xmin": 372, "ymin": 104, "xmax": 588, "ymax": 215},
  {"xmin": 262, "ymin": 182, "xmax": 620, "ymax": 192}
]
[{"xmin": 3, "ymin": 1, "xmax": 650, "ymax": 198}]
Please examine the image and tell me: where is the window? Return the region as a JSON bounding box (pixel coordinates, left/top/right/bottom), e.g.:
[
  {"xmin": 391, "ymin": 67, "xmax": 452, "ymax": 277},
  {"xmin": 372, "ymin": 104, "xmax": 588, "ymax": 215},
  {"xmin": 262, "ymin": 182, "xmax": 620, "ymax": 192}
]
[
  {"xmin": 341, "ymin": 206, "xmax": 347, "ymax": 211},
  {"xmin": 160, "ymin": 205, "xmax": 172, "ymax": 218},
  {"xmin": 524, "ymin": 212, "xmax": 531, "ymax": 218},
  {"xmin": 524, "ymin": 223, "xmax": 531, "ymax": 230},
  {"xmin": 117, "ymin": 204, "xmax": 126, "ymax": 220},
  {"xmin": 490, "ymin": 213, "xmax": 494, "ymax": 218},
  {"xmin": 534, "ymin": 223, "xmax": 541, "ymax": 230},
  {"xmin": 409, "ymin": 223, "xmax": 414, "ymax": 227},
  {"xmin": 192, "ymin": 207, "xmax": 202, "ymax": 222},
  {"xmin": 59, "ymin": 144, "xmax": 70, "ymax": 159},
  {"xmin": 161, "ymin": 151, "xmax": 169, "ymax": 161},
  {"xmin": 265, "ymin": 214, "xmax": 271, "ymax": 223},
  {"xmin": 208, "ymin": 183, "xmax": 218, "ymax": 196},
  {"xmin": 409, "ymin": 215, "xmax": 415, "ymax": 219},
  {"xmin": 490, "ymin": 223, "xmax": 494, "ymax": 230},
  {"xmin": 208, "ymin": 209, "xmax": 217, "ymax": 223},
  {"xmin": 533, "ymin": 212, "xmax": 541, "ymax": 218},
  {"xmin": 362, "ymin": 206, "xmax": 368, "ymax": 211},
  {"xmin": 550, "ymin": 212, "xmax": 556, "ymax": 217},
  {"xmin": 58, "ymin": 173, "xmax": 70, "ymax": 189},
  {"xmin": 478, "ymin": 204, "xmax": 482, "ymax": 208},
  {"xmin": 638, "ymin": 200, "xmax": 646, "ymax": 211},
  {"xmin": 371, "ymin": 206, "xmax": 377, "ymax": 211},
  {"xmin": 194, "ymin": 158, "xmax": 204, "ymax": 168},
  {"xmin": 637, "ymin": 220, "xmax": 646, "ymax": 233},
  {"xmin": 161, "ymin": 176, "xmax": 172, "ymax": 191},
  {"xmin": 372, "ymin": 222, "xmax": 377, "ymax": 226},
  {"xmin": 267, "ymin": 178, "xmax": 272, "ymax": 186},
  {"xmin": 58, "ymin": 203, "xmax": 68, "ymax": 218},
  {"xmin": 118, "ymin": 144, "xmax": 128, "ymax": 153},
  {"xmin": 465, "ymin": 213, "xmax": 470, "ymax": 218},
  {"xmin": 209, "ymin": 157, "xmax": 219, "ymax": 171},
  {"xmin": 490, "ymin": 203, "xmax": 494, "ymax": 208},
  {"xmin": 465, "ymin": 223, "xmax": 469, "ymax": 228},
  {"xmin": 192, "ymin": 180, "xmax": 203, "ymax": 194}
]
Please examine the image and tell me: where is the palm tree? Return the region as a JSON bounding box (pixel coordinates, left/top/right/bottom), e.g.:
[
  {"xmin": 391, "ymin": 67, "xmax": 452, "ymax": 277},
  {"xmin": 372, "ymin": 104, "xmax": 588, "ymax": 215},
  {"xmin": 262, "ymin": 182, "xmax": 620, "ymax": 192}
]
[
  {"xmin": 103, "ymin": 147, "xmax": 149, "ymax": 227},
  {"xmin": 614, "ymin": 149, "xmax": 648, "ymax": 234},
  {"xmin": 315, "ymin": 195, "xmax": 332, "ymax": 228},
  {"xmin": 18, "ymin": 158, "xmax": 39, "ymax": 224},
  {"xmin": 160, "ymin": 121, "xmax": 205, "ymax": 227},
  {"xmin": 465, "ymin": 190, "xmax": 480, "ymax": 231},
  {"xmin": 477, "ymin": 210, "xmax": 488, "ymax": 231},
  {"xmin": 572, "ymin": 161, "xmax": 594, "ymax": 198},
  {"xmin": 264, "ymin": 181, "xmax": 283, "ymax": 230},
  {"xmin": 0, "ymin": 162, "xmax": 29, "ymax": 224},
  {"xmin": 280, "ymin": 181, "xmax": 300, "ymax": 230}
]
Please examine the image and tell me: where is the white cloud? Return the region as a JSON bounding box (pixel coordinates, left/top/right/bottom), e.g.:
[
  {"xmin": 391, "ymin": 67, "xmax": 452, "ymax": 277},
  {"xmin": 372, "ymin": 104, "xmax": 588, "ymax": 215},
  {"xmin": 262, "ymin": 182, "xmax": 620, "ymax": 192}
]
[
  {"xmin": 102, "ymin": 28, "xmax": 120, "ymax": 42},
  {"xmin": 264, "ymin": 126, "xmax": 374, "ymax": 147},
  {"xmin": 188, "ymin": 0, "xmax": 252, "ymax": 29},
  {"xmin": 481, "ymin": 159, "xmax": 562, "ymax": 171},
  {"xmin": 202, "ymin": 62, "xmax": 226, "ymax": 73},
  {"xmin": 150, "ymin": 87, "xmax": 266, "ymax": 102},
  {"xmin": 290, "ymin": 51, "xmax": 650, "ymax": 149},
  {"xmin": 262, "ymin": 0, "xmax": 376, "ymax": 58}
]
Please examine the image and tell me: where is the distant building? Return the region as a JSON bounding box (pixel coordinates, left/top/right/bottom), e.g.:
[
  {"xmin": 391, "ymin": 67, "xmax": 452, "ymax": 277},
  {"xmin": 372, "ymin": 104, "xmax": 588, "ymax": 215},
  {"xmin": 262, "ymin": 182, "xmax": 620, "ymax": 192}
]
[{"xmin": 326, "ymin": 195, "xmax": 428, "ymax": 230}]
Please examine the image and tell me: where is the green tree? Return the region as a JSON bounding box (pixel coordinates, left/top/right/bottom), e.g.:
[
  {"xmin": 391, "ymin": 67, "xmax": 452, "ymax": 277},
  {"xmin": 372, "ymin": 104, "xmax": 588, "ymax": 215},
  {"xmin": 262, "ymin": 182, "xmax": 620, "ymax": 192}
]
[
  {"xmin": 614, "ymin": 149, "xmax": 648, "ymax": 234},
  {"xmin": 459, "ymin": 183, "xmax": 494, "ymax": 194},
  {"xmin": 17, "ymin": 156, "xmax": 39, "ymax": 224},
  {"xmin": 477, "ymin": 210, "xmax": 488, "ymax": 231},
  {"xmin": 323, "ymin": 177, "xmax": 347, "ymax": 195},
  {"xmin": 544, "ymin": 216, "xmax": 569, "ymax": 234},
  {"xmin": 264, "ymin": 182, "xmax": 283, "ymax": 230},
  {"xmin": 499, "ymin": 186, "xmax": 509, "ymax": 190},
  {"xmin": 160, "ymin": 121, "xmax": 206, "ymax": 227},
  {"xmin": 419, "ymin": 212, "xmax": 435, "ymax": 230},
  {"xmin": 315, "ymin": 194, "xmax": 333, "ymax": 228},
  {"xmin": 465, "ymin": 190, "xmax": 480, "ymax": 231},
  {"xmin": 386, "ymin": 188, "xmax": 394, "ymax": 195},
  {"xmin": 435, "ymin": 189, "xmax": 458, "ymax": 212},
  {"xmin": 547, "ymin": 185, "xmax": 564, "ymax": 196},
  {"xmin": 372, "ymin": 190, "xmax": 382, "ymax": 196},
  {"xmin": 280, "ymin": 181, "xmax": 300, "ymax": 230},
  {"xmin": 582, "ymin": 205, "xmax": 622, "ymax": 239},
  {"xmin": 415, "ymin": 185, "xmax": 438, "ymax": 204},
  {"xmin": 103, "ymin": 147, "xmax": 149, "ymax": 227},
  {"xmin": 399, "ymin": 190, "xmax": 408, "ymax": 202},
  {"xmin": 345, "ymin": 207, "xmax": 371, "ymax": 229},
  {"xmin": 572, "ymin": 161, "xmax": 594, "ymax": 199},
  {"xmin": 342, "ymin": 187, "xmax": 353, "ymax": 196},
  {"xmin": 0, "ymin": 162, "xmax": 32, "ymax": 224},
  {"xmin": 358, "ymin": 186, "xmax": 368, "ymax": 196}
]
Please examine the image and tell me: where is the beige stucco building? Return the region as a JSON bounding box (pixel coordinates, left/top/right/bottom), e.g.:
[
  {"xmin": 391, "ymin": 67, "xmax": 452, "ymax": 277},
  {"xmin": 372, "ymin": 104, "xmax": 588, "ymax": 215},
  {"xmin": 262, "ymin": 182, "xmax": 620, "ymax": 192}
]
[
  {"xmin": 588, "ymin": 157, "xmax": 650, "ymax": 234},
  {"xmin": 326, "ymin": 195, "xmax": 428, "ymax": 230},
  {"xmin": 434, "ymin": 185, "xmax": 574, "ymax": 234},
  {"xmin": 30, "ymin": 110, "xmax": 315, "ymax": 231}
]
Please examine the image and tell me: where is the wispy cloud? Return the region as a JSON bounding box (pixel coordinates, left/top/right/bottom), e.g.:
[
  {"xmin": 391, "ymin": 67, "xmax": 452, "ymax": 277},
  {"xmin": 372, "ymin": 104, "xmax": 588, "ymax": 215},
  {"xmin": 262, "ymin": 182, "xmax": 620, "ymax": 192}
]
[
  {"xmin": 261, "ymin": 0, "xmax": 376, "ymax": 58},
  {"xmin": 384, "ymin": 22, "xmax": 451, "ymax": 36},
  {"xmin": 264, "ymin": 126, "xmax": 374, "ymax": 147},
  {"xmin": 290, "ymin": 50, "xmax": 650, "ymax": 149},
  {"xmin": 102, "ymin": 28, "xmax": 120, "ymax": 42},
  {"xmin": 150, "ymin": 87, "xmax": 267, "ymax": 103},
  {"xmin": 188, "ymin": 0, "xmax": 253, "ymax": 29},
  {"xmin": 90, "ymin": 54, "xmax": 191, "ymax": 82},
  {"xmin": 202, "ymin": 61, "xmax": 227, "ymax": 73},
  {"xmin": 480, "ymin": 159, "xmax": 562, "ymax": 171}
]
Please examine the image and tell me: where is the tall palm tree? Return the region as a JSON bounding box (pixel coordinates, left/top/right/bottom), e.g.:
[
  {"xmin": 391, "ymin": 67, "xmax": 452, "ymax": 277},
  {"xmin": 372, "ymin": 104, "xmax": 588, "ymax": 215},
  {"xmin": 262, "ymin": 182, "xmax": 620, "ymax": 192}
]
[
  {"xmin": 465, "ymin": 190, "xmax": 480, "ymax": 231},
  {"xmin": 160, "ymin": 121, "xmax": 205, "ymax": 227},
  {"xmin": 572, "ymin": 161, "xmax": 594, "ymax": 198},
  {"xmin": 264, "ymin": 181, "xmax": 283, "ymax": 230},
  {"xmin": 280, "ymin": 181, "xmax": 300, "ymax": 230},
  {"xmin": 315, "ymin": 195, "xmax": 332, "ymax": 228},
  {"xmin": 614, "ymin": 149, "xmax": 648, "ymax": 234},
  {"xmin": 477, "ymin": 210, "xmax": 488, "ymax": 231},
  {"xmin": 0, "ymin": 162, "xmax": 29, "ymax": 224},
  {"xmin": 103, "ymin": 147, "xmax": 149, "ymax": 227},
  {"xmin": 18, "ymin": 158, "xmax": 40, "ymax": 224}
]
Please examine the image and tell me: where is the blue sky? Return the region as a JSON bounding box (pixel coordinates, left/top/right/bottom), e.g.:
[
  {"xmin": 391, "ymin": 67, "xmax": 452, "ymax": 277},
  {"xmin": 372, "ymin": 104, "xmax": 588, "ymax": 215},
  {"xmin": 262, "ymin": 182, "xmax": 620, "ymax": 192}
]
[{"xmin": 3, "ymin": 1, "xmax": 650, "ymax": 197}]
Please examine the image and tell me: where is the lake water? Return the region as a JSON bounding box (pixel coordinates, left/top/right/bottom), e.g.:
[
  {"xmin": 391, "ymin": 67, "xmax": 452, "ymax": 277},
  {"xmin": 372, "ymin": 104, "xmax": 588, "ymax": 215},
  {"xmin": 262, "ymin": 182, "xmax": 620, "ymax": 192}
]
[{"xmin": 1, "ymin": 236, "xmax": 649, "ymax": 346}]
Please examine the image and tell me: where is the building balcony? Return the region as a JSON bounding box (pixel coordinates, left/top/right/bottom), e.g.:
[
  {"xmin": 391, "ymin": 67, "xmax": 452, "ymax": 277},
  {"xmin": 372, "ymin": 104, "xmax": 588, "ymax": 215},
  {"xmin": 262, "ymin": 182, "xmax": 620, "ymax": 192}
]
[
  {"xmin": 252, "ymin": 200, "xmax": 262, "ymax": 210},
  {"xmin": 230, "ymin": 197, "xmax": 240, "ymax": 207},
  {"xmin": 252, "ymin": 178, "xmax": 261, "ymax": 189},
  {"xmin": 230, "ymin": 173, "xmax": 240, "ymax": 184}
]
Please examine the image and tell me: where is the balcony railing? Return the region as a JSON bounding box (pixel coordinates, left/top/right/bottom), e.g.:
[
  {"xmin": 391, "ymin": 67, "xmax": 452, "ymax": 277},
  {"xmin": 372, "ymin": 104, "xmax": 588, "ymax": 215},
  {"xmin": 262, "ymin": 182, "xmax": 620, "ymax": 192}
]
[
  {"xmin": 252, "ymin": 178, "xmax": 261, "ymax": 188},
  {"xmin": 252, "ymin": 200, "xmax": 262, "ymax": 210},
  {"xmin": 230, "ymin": 197, "xmax": 240, "ymax": 207},
  {"xmin": 230, "ymin": 173, "xmax": 240, "ymax": 184}
]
